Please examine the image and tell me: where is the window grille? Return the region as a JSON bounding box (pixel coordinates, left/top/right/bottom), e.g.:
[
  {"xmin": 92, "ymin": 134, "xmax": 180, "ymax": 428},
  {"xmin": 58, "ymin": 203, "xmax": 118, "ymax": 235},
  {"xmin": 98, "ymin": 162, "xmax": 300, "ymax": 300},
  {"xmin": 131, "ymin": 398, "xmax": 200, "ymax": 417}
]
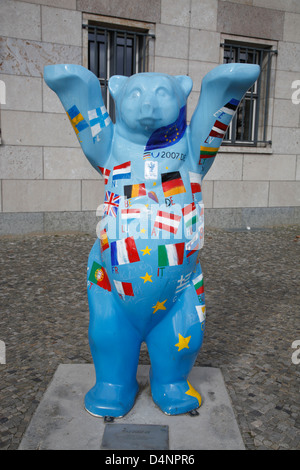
[
  {"xmin": 221, "ymin": 41, "xmax": 277, "ymax": 146},
  {"xmin": 83, "ymin": 23, "xmax": 155, "ymax": 122}
]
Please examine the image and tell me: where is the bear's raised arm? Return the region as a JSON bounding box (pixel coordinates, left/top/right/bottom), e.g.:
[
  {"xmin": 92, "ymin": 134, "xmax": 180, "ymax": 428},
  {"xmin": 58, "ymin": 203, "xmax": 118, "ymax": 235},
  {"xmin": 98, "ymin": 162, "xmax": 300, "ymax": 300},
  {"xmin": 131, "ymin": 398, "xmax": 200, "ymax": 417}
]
[
  {"xmin": 44, "ymin": 64, "xmax": 113, "ymax": 174},
  {"xmin": 189, "ymin": 63, "xmax": 260, "ymax": 178}
]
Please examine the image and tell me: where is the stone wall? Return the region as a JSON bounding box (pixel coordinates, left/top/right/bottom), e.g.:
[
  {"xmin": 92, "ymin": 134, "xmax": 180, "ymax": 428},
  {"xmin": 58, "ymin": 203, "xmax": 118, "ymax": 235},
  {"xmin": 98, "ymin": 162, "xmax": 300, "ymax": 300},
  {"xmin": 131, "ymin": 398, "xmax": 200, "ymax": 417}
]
[{"xmin": 0, "ymin": 0, "xmax": 299, "ymax": 234}]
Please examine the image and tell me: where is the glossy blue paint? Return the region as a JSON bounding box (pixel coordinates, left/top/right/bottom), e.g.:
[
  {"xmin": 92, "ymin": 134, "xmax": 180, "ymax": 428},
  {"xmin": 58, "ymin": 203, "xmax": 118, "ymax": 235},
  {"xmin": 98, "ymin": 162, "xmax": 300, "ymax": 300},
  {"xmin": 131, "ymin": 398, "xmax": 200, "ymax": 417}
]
[{"xmin": 44, "ymin": 63, "xmax": 260, "ymax": 417}]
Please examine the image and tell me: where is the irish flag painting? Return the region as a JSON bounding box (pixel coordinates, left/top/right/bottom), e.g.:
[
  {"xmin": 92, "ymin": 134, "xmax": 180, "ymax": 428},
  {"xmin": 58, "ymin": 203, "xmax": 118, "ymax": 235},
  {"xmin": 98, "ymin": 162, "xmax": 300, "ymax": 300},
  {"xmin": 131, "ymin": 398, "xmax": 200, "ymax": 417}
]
[{"xmin": 88, "ymin": 261, "xmax": 111, "ymax": 291}]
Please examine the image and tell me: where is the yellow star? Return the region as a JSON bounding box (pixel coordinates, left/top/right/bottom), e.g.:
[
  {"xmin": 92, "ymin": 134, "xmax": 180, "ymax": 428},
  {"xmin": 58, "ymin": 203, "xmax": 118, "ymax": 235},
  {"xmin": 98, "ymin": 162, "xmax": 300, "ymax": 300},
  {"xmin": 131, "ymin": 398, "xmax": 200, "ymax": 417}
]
[
  {"xmin": 140, "ymin": 228, "xmax": 146, "ymax": 233},
  {"xmin": 175, "ymin": 334, "xmax": 191, "ymax": 351},
  {"xmin": 141, "ymin": 245, "xmax": 151, "ymax": 256},
  {"xmin": 152, "ymin": 299, "xmax": 167, "ymax": 314},
  {"xmin": 153, "ymin": 182, "xmax": 156, "ymax": 186},
  {"xmin": 140, "ymin": 272, "xmax": 153, "ymax": 283},
  {"xmin": 185, "ymin": 381, "xmax": 202, "ymax": 407}
]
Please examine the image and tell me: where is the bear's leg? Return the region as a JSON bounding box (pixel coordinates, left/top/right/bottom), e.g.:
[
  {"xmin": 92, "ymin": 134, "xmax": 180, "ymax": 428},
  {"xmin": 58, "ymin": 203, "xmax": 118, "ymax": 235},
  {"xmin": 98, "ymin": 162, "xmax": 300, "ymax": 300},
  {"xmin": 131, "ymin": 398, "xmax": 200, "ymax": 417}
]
[
  {"xmin": 146, "ymin": 267, "xmax": 206, "ymax": 415},
  {"xmin": 85, "ymin": 241, "xmax": 142, "ymax": 418}
]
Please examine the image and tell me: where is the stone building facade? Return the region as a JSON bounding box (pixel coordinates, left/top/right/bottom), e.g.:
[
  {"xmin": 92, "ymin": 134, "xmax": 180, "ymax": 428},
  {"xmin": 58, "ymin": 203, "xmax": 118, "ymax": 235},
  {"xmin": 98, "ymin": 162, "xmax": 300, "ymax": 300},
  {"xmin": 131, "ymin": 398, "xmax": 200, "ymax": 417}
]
[{"xmin": 0, "ymin": 0, "xmax": 299, "ymax": 235}]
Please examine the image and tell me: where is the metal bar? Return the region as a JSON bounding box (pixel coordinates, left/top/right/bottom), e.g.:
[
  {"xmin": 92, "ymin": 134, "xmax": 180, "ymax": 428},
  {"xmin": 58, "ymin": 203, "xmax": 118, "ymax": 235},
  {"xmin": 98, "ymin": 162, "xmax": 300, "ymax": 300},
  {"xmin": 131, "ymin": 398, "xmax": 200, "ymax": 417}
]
[
  {"xmin": 240, "ymin": 96, "xmax": 245, "ymax": 141},
  {"xmin": 220, "ymin": 42, "xmax": 277, "ymax": 54},
  {"xmin": 123, "ymin": 32, "xmax": 127, "ymax": 76},
  {"xmin": 133, "ymin": 33, "xmax": 137, "ymax": 73},
  {"xmin": 142, "ymin": 35, "xmax": 146, "ymax": 72},
  {"xmin": 83, "ymin": 23, "xmax": 155, "ymax": 38},
  {"xmin": 248, "ymin": 49, "xmax": 256, "ymax": 143},
  {"xmin": 113, "ymin": 30, "xmax": 117, "ymax": 74},
  {"xmin": 253, "ymin": 50, "xmax": 263, "ymax": 145},
  {"xmin": 263, "ymin": 51, "xmax": 272, "ymax": 143},
  {"xmin": 93, "ymin": 27, "xmax": 98, "ymax": 77}
]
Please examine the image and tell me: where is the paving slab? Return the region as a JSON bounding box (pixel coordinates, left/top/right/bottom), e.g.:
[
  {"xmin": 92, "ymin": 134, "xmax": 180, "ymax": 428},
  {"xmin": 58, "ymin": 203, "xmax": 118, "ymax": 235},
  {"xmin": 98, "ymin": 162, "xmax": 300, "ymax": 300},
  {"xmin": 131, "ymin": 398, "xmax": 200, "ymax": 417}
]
[{"xmin": 18, "ymin": 364, "xmax": 245, "ymax": 450}]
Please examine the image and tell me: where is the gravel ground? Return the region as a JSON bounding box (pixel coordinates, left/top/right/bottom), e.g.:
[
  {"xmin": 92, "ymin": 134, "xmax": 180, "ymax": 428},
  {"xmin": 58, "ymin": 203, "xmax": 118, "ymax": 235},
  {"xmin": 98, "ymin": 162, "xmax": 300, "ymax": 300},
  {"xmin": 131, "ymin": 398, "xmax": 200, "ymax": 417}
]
[{"xmin": 0, "ymin": 226, "xmax": 299, "ymax": 450}]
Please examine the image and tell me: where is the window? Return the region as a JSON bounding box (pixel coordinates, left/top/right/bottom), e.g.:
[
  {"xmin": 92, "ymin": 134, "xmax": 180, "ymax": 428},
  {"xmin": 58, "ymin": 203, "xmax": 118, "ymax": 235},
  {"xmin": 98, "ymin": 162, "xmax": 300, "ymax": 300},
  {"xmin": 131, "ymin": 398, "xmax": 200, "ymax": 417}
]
[
  {"xmin": 221, "ymin": 41, "xmax": 277, "ymax": 146},
  {"xmin": 83, "ymin": 23, "xmax": 155, "ymax": 122}
]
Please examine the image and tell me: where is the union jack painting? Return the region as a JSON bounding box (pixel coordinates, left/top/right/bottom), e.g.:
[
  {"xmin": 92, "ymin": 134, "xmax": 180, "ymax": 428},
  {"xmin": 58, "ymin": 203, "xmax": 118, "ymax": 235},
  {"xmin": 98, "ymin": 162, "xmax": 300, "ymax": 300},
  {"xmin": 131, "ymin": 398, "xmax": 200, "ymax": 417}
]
[{"xmin": 104, "ymin": 190, "xmax": 120, "ymax": 217}]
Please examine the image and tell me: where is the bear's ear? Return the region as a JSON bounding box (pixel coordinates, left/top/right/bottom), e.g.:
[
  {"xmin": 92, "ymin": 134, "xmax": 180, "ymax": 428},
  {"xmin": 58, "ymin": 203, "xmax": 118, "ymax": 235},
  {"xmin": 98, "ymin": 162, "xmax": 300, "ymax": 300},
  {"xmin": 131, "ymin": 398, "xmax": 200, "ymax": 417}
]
[
  {"xmin": 175, "ymin": 75, "xmax": 193, "ymax": 99},
  {"xmin": 109, "ymin": 75, "xmax": 128, "ymax": 100}
]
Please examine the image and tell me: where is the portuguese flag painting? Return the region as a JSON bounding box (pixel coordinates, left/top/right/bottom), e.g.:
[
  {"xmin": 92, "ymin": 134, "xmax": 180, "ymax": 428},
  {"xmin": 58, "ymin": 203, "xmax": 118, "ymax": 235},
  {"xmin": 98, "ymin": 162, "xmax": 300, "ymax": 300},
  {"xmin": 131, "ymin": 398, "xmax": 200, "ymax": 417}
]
[{"xmin": 88, "ymin": 261, "xmax": 111, "ymax": 291}]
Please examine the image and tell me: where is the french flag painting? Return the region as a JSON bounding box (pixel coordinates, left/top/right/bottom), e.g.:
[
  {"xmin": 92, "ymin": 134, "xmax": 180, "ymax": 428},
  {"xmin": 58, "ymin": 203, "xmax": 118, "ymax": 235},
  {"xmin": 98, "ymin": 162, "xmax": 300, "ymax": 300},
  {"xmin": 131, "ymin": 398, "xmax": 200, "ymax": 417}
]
[{"xmin": 111, "ymin": 236, "xmax": 140, "ymax": 266}]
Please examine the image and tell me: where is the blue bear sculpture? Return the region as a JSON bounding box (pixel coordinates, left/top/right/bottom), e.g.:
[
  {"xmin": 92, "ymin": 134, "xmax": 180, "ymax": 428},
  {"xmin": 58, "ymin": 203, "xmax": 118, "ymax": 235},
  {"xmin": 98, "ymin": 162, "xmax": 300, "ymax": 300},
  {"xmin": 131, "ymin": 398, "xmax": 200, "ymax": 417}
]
[{"xmin": 44, "ymin": 63, "xmax": 260, "ymax": 417}]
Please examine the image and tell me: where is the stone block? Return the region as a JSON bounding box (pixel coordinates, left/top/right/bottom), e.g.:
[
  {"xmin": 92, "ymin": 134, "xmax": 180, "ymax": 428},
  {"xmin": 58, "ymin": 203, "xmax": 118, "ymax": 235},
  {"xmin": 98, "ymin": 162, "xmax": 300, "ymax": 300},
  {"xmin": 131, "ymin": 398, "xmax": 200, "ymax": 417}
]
[
  {"xmin": 217, "ymin": 2, "xmax": 284, "ymax": 40},
  {"xmin": 202, "ymin": 180, "xmax": 213, "ymax": 208},
  {"xmin": 0, "ymin": 74, "xmax": 42, "ymax": 112},
  {"xmin": 187, "ymin": 91, "xmax": 199, "ymax": 122},
  {"xmin": 253, "ymin": 0, "xmax": 300, "ymax": 14},
  {"xmin": 20, "ymin": 0, "xmax": 76, "ymax": 9},
  {"xmin": 1, "ymin": 111, "xmax": 79, "ymax": 147},
  {"xmin": 161, "ymin": 0, "xmax": 190, "ymax": 27},
  {"xmin": 205, "ymin": 153, "xmax": 243, "ymax": 181},
  {"xmin": 0, "ymin": 37, "xmax": 81, "ymax": 78},
  {"xmin": 283, "ymin": 13, "xmax": 300, "ymax": 43},
  {"xmin": 243, "ymin": 154, "xmax": 297, "ymax": 181},
  {"xmin": 0, "ymin": 0, "xmax": 41, "ymax": 41},
  {"xmin": 189, "ymin": 30, "xmax": 220, "ymax": 63},
  {"xmin": 77, "ymin": 0, "xmax": 161, "ymax": 23},
  {"xmin": 277, "ymin": 41, "xmax": 300, "ymax": 72},
  {"xmin": 41, "ymin": 6, "xmax": 82, "ymax": 46},
  {"xmin": 274, "ymin": 70, "xmax": 300, "ymax": 99},
  {"xmin": 213, "ymin": 181, "xmax": 269, "ymax": 208},
  {"xmin": 42, "ymin": 82, "xmax": 65, "ymax": 113},
  {"xmin": 81, "ymin": 180, "xmax": 105, "ymax": 211},
  {"xmin": 44, "ymin": 147, "xmax": 99, "ymax": 179},
  {"xmin": 43, "ymin": 211, "xmax": 98, "ymax": 235},
  {"xmin": 273, "ymin": 99, "xmax": 300, "ymax": 128},
  {"xmin": 188, "ymin": 61, "xmax": 217, "ymax": 92},
  {"xmin": 0, "ymin": 212, "xmax": 44, "ymax": 236},
  {"xmin": 269, "ymin": 181, "xmax": 300, "ymax": 207},
  {"xmin": 154, "ymin": 57, "xmax": 188, "ymax": 76},
  {"xmin": 272, "ymin": 127, "xmax": 300, "ymax": 155},
  {"xmin": 0, "ymin": 146, "xmax": 43, "ymax": 179},
  {"xmin": 190, "ymin": 0, "xmax": 218, "ymax": 31},
  {"xmin": 2, "ymin": 180, "xmax": 81, "ymax": 212},
  {"xmin": 296, "ymin": 156, "xmax": 300, "ymax": 180},
  {"xmin": 155, "ymin": 24, "xmax": 189, "ymax": 59}
]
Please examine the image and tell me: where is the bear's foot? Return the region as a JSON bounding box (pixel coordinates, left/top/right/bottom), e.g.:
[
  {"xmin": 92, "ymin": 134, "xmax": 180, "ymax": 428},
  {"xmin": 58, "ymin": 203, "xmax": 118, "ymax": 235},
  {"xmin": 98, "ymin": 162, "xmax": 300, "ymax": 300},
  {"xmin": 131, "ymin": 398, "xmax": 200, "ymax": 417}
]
[
  {"xmin": 84, "ymin": 380, "xmax": 139, "ymax": 418},
  {"xmin": 150, "ymin": 379, "xmax": 202, "ymax": 416}
]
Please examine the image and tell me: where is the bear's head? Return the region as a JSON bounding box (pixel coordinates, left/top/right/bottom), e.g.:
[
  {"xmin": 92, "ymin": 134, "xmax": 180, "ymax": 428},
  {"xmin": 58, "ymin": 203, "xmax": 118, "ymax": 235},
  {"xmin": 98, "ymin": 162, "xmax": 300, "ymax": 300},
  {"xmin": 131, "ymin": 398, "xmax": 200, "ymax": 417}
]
[{"xmin": 109, "ymin": 73, "xmax": 193, "ymax": 142}]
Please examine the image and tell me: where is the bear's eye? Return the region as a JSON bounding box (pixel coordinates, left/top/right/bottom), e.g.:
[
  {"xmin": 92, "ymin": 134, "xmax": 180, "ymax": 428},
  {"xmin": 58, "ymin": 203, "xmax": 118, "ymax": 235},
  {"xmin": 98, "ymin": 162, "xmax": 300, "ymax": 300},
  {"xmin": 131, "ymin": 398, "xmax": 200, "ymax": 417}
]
[
  {"xmin": 156, "ymin": 87, "xmax": 169, "ymax": 97},
  {"xmin": 130, "ymin": 89, "xmax": 141, "ymax": 99}
]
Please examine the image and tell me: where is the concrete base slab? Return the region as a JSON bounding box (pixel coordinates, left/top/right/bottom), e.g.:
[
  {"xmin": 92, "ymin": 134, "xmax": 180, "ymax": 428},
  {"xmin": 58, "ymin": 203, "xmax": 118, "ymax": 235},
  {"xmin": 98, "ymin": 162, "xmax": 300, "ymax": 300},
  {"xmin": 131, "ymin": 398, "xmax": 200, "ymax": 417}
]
[{"xmin": 19, "ymin": 364, "xmax": 245, "ymax": 450}]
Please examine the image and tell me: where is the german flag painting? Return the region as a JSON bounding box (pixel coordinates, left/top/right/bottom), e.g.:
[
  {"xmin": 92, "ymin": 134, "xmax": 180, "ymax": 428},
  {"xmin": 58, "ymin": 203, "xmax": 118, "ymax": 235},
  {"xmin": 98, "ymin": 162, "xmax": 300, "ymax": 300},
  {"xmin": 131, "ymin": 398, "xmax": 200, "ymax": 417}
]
[{"xmin": 161, "ymin": 171, "xmax": 186, "ymax": 198}]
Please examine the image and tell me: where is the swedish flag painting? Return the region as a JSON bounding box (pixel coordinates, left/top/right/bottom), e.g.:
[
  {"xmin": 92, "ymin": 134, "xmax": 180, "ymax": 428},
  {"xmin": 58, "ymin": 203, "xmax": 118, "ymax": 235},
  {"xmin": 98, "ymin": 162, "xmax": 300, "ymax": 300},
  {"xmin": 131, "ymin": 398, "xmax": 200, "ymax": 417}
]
[{"xmin": 67, "ymin": 105, "xmax": 89, "ymax": 136}]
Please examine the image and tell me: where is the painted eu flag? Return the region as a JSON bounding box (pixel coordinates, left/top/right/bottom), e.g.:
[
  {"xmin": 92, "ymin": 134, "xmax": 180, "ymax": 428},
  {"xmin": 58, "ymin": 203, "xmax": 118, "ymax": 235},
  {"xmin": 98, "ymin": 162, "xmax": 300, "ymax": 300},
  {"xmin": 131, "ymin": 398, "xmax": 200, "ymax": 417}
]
[{"xmin": 144, "ymin": 106, "xmax": 187, "ymax": 151}]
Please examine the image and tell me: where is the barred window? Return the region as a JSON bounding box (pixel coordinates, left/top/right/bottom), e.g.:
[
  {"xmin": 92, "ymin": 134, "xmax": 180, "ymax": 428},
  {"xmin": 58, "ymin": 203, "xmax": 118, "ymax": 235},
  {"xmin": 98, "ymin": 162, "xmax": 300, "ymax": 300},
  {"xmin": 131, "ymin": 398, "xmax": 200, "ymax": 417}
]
[
  {"xmin": 83, "ymin": 23, "xmax": 155, "ymax": 122},
  {"xmin": 222, "ymin": 41, "xmax": 277, "ymax": 146}
]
